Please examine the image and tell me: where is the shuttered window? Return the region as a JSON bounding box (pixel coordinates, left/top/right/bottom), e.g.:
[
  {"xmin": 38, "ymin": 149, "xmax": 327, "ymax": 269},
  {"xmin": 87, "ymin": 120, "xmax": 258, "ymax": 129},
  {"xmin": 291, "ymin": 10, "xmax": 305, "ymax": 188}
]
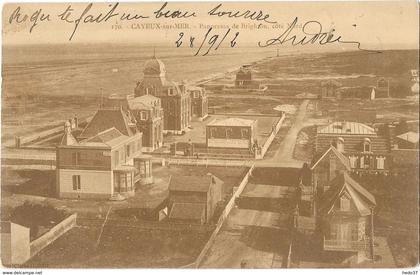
[{"xmin": 72, "ymin": 175, "xmax": 81, "ymax": 190}]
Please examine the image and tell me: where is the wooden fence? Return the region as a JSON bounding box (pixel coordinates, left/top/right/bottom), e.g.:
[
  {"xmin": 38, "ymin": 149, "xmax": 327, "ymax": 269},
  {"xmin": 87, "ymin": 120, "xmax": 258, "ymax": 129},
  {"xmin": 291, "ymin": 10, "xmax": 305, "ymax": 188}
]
[
  {"xmin": 257, "ymin": 114, "xmax": 286, "ymax": 159},
  {"xmin": 187, "ymin": 164, "xmax": 256, "ymax": 268}
]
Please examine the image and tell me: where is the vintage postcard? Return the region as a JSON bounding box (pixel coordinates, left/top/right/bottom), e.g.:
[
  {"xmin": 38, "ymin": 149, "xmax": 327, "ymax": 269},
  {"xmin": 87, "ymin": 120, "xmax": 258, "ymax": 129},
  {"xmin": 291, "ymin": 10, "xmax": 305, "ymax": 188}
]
[{"xmin": 1, "ymin": 0, "xmax": 419, "ymax": 270}]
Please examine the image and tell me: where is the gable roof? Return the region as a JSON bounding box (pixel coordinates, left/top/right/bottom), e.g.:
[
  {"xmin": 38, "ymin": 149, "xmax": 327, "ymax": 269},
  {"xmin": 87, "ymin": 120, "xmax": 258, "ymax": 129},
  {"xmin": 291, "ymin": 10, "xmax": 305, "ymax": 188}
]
[
  {"xmin": 169, "ymin": 174, "xmax": 223, "ymax": 193},
  {"xmin": 396, "ymin": 131, "xmax": 419, "ymax": 144},
  {"xmin": 207, "ymin": 117, "xmax": 255, "ymax": 127},
  {"xmin": 319, "ymin": 172, "xmax": 376, "ymax": 216},
  {"xmin": 169, "ymin": 203, "xmax": 205, "ymax": 221},
  {"xmin": 311, "ymin": 145, "xmax": 351, "ymax": 171},
  {"xmin": 79, "ymin": 128, "xmax": 132, "ymax": 148},
  {"xmin": 318, "ymin": 122, "xmax": 376, "ymax": 135},
  {"xmin": 79, "ymin": 108, "xmax": 135, "ymax": 139}
]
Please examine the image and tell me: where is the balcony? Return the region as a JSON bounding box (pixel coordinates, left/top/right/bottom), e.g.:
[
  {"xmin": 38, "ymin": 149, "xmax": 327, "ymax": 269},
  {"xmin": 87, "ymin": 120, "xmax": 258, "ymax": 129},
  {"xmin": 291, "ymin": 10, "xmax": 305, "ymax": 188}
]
[{"xmin": 324, "ymin": 237, "xmax": 367, "ymax": 252}]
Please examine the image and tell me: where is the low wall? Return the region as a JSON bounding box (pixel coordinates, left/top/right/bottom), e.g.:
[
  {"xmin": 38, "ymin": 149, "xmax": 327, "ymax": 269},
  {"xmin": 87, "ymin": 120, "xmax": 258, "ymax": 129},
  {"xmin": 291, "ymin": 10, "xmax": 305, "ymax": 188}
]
[
  {"xmin": 30, "ymin": 213, "xmax": 77, "ymax": 257},
  {"xmin": 167, "ymin": 158, "xmax": 254, "ymax": 168},
  {"xmin": 14, "ymin": 116, "xmax": 91, "ymax": 148},
  {"xmin": 257, "ymin": 114, "xmax": 286, "ymax": 159},
  {"xmin": 191, "ymin": 164, "xmax": 255, "ymax": 267}
]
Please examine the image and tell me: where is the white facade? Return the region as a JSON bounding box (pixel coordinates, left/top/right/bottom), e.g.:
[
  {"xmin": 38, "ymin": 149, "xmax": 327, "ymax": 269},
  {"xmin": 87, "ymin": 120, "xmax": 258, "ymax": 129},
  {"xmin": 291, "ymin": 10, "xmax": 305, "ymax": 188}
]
[
  {"xmin": 1, "ymin": 222, "xmax": 30, "ymax": 265},
  {"xmin": 57, "ymin": 169, "xmax": 113, "ymax": 199}
]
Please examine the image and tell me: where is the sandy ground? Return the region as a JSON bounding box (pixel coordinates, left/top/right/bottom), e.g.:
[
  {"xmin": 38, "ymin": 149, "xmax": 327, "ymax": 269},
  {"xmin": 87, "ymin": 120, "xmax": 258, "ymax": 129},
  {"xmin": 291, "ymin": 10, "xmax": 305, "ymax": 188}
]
[
  {"xmin": 257, "ymin": 100, "xmax": 309, "ymax": 168},
  {"xmin": 200, "ymin": 208, "xmax": 289, "ymax": 268},
  {"xmin": 240, "ymin": 184, "xmax": 294, "ymax": 199}
]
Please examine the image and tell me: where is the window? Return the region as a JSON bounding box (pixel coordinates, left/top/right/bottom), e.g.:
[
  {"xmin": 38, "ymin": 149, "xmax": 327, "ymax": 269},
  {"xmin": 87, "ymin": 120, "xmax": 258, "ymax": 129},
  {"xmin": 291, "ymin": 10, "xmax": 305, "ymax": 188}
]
[
  {"xmin": 113, "ymin": 150, "xmax": 119, "ymax": 167},
  {"xmin": 336, "ymin": 137, "xmax": 344, "ymax": 152},
  {"xmin": 351, "ymin": 225, "xmax": 359, "ymax": 241},
  {"xmin": 363, "ymin": 138, "xmax": 371, "ymax": 152},
  {"xmin": 210, "ymin": 128, "xmax": 216, "ymax": 138},
  {"xmin": 364, "ymin": 155, "xmax": 370, "ymax": 168},
  {"xmin": 349, "ymin": 155, "xmax": 357, "ymax": 169},
  {"xmin": 376, "ymin": 156, "xmax": 385, "ymax": 170},
  {"xmin": 72, "ymin": 175, "xmax": 81, "ymax": 191},
  {"xmin": 193, "ymin": 91, "xmax": 199, "ymax": 98},
  {"xmin": 241, "ymin": 128, "xmax": 249, "ymax": 139},
  {"xmin": 126, "ymin": 144, "xmax": 131, "ymax": 158},
  {"xmin": 140, "ymin": 111, "xmax": 148, "ymax": 121},
  {"xmin": 330, "ymin": 223, "xmax": 338, "ymax": 239},
  {"xmin": 226, "ymin": 128, "xmax": 233, "ymax": 138},
  {"xmin": 168, "ymin": 88, "xmax": 175, "ymax": 96},
  {"xmin": 340, "ymin": 195, "xmax": 350, "ymax": 211},
  {"xmin": 119, "ymin": 150, "xmax": 124, "ymax": 163},
  {"xmin": 72, "ymin": 152, "xmax": 81, "ymax": 165}
]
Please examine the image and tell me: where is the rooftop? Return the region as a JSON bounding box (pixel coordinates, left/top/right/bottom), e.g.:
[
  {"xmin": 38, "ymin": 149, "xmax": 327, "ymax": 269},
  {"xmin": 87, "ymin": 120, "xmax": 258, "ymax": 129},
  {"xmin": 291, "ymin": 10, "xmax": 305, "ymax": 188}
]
[
  {"xmin": 169, "ymin": 202, "xmax": 205, "ymax": 221},
  {"xmin": 319, "ymin": 172, "xmax": 376, "ymax": 216},
  {"xmin": 207, "ymin": 117, "xmax": 256, "ymax": 127},
  {"xmin": 169, "ymin": 174, "xmax": 223, "ymax": 193},
  {"xmin": 311, "ymin": 145, "xmax": 351, "ymax": 171},
  {"xmin": 317, "ymin": 121, "xmax": 376, "ymax": 135},
  {"xmin": 396, "ymin": 131, "xmax": 419, "ymax": 144},
  {"xmin": 79, "ymin": 108, "xmax": 136, "ymax": 139},
  {"xmin": 79, "ymin": 128, "xmax": 135, "ymax": 148}
]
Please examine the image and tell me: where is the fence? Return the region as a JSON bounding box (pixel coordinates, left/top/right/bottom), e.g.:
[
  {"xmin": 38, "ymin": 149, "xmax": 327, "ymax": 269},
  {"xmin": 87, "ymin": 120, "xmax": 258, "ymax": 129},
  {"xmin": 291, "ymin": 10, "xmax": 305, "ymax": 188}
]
[
  {"xmin": 189, "ymin": 164, "xmax": 256, "ymax": 268},
  {"xmin": 257, "ymin": 114, "xmax": 286, "ymax": 159},
  {"xmin": 13, "ymin": 116, "xmax": 91, "ymax": 148},
  {"xmin": 77, "ymin": 217, "xmax": 214, "ymax": 233},
  {"xmin": 30, "ymin": 213, "xmax": 77, "ymax": 257},
  {"xmin": 167, "ymin": 157, "xmax": 254, "ymax": 167}
]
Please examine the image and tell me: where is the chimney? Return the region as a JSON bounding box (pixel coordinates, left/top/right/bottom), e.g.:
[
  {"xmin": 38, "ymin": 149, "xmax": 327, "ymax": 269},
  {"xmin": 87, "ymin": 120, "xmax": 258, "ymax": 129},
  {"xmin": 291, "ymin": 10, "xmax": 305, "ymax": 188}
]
[
  {"xmin": 207, "ymin": 173, "xmax": 216, "ymax": 184},
  {"xmin": 64, "ymin": 121, "xmax": 71, "ymax": 133},
  {"xmin": 387, "ymin": 124, "xmax": 397, "ymax": 149},
  {"xmin": 341, "ymin": 121, "xmax": 348, "ymax": 132}
]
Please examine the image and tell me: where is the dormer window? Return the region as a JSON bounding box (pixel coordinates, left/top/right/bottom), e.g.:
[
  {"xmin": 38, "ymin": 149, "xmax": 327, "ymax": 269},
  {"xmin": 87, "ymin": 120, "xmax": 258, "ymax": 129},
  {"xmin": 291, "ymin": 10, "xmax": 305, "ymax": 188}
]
[
  {"xmin": 241, "ymin": 128, "xmax": 249, "ymax": 139},
  {"xmin": 336, "ymin": 137, "xmax": 344, "ymax": 152},
  {"xmin": 226, "ymin": 128, "xmax": 233, "ymax": 138},
  {"xmin": 140, "ymin": 111, "xmax": 148, "ymax": 121},
  {"xmin": 340, "ymin": 194, "xmax": 351, "ymax": 211},
  {"xmin": 363, "ymin": 138, "xmax": 371, "ymax": 152}
]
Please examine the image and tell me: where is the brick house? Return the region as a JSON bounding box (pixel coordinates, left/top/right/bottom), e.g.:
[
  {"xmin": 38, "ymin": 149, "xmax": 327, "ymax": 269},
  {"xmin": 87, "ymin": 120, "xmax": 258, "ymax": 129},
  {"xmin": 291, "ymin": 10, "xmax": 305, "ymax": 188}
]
[
  {"xmin": 134, "ymin": 56, "xmax": 191, "ymax": 134},
  {"xmin": 235, "ymin": 64, "xmax": 258, "ymax": 88},
  {"xmin": 127, "ymin": 94, "xmax": 164, "ymax": 151},
  {"xmin": 168, "ymin": 174, "xmax": 224, "ymax": 224},
  {"xmin": 187, "ymin": 86, "xmax": 208, "ymax": 120},
  {"xmin": 104, "ymin": 94, "xmax": 164, "ymax": 151},
  {"xmin": 315, "ymin": 121, "xmax": 391, "ymax": 175}
]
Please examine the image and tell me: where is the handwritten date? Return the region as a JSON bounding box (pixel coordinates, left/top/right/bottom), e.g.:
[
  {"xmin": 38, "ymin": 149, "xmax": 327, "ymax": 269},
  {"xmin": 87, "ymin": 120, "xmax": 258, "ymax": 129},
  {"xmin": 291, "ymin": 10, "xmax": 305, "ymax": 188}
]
[{"xmin": 176, "ymin": 28, "xmax": 239, "ymax": 56}]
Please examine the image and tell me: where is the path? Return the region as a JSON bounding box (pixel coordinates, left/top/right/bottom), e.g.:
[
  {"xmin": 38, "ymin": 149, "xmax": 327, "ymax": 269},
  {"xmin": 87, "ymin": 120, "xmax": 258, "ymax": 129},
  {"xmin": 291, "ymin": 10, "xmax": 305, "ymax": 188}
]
[
  {"xmin": 258, "ymin": 99, "xmax": 310, "ymax": 167},
  {"xmin": 200, "ymin": 209, "xmax": 288, "ymax": 268}
]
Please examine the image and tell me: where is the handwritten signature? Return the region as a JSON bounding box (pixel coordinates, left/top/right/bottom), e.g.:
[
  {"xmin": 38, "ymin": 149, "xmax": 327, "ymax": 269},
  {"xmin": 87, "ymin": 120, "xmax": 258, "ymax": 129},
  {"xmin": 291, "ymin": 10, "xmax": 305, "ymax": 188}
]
[{"xmin": 258, "ymin": 17, "xmax": 381, "ymax": 53}]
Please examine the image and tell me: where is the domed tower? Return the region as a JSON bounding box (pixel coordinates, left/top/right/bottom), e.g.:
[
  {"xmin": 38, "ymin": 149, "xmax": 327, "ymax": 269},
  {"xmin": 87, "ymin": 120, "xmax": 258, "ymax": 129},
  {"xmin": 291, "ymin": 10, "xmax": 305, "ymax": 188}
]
[{"xmin": 135, "ymin": 55, "xmax": 168, "ymax": 97}]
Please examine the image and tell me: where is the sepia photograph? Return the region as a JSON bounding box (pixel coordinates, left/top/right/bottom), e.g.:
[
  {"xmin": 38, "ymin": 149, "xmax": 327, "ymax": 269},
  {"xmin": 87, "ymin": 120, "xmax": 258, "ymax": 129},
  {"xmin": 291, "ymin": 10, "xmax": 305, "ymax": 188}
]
[{"xmin": 0, "ymin": 0, "xmax": 419, "ymax": 271}]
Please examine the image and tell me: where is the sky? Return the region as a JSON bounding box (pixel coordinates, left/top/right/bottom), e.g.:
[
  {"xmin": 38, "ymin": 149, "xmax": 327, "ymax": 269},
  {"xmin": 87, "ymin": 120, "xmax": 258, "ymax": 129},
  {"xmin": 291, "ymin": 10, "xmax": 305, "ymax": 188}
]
[{"xmin": 2, "ymin": 1, "xmax": 419, "ymax": 50}]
